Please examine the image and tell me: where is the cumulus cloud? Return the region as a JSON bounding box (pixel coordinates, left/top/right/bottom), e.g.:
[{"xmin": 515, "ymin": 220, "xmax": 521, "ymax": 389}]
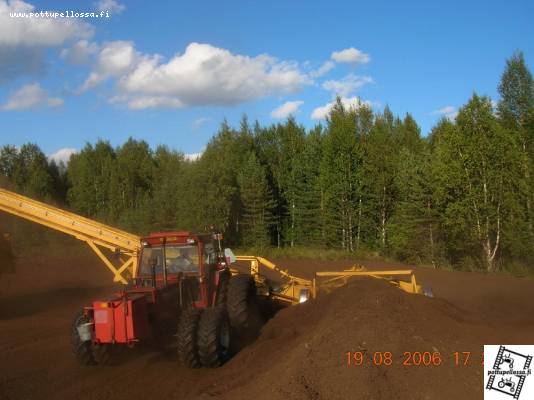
[
  {"xmin": 431, "ymin": 105, "xmax": 457, "ymax": 121},
  {"xmin": 95, "ymin": 0, "xmax": 125, "ymax": 14},
  {"xmin": 0, "ymin": 0, "xmax": 93, "ymax": 82},
  {"xmin": 331, "ymin": 47, "xmax": 370, "ymax": 66},
  {"xmin": 48, "ymin": 147, "xmax": 78, "ymax": 164},
  {"xmin": 310, "ymin": 61, "xmax": 335, "ymax": 78},
  {"xmin": 322, "ymin": 74, "xmax": 373, "ymax": 97},
  {"xmin": 311, "ymin": 97, "xmax": 372, "ymax": 120},
  {"xmin": 0, "ymin": 83, "xmax": 63, "ymax": 110},
  {"xmin": 60, "ymin": 40, "xmax": 99, "ymax": 65},
  {"xmin": 80, "ymin": 40, "xmax": 143, "ymax": 91},
  {"xmin": 270, "ymin": 100, "xmax": 304, "ymax": 119},
  {"xmin": 125, "ymin": 95, "xmax": 183, "ymax": 110},
  {"xmin": 81, "ymin": 42, "xmax": 310, "ymax": 109}
]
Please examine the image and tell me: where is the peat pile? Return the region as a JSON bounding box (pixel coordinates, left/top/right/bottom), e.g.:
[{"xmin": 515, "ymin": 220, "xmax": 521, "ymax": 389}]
[{"xmin": 197, "ymin": 278, "xmax": 486, "ymax": 400}]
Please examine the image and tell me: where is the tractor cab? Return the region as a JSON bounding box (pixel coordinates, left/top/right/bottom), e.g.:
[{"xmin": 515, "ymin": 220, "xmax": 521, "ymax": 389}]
[{"xmin": 132, "ymin": 231, "xmax": 230, "ymax": 308}]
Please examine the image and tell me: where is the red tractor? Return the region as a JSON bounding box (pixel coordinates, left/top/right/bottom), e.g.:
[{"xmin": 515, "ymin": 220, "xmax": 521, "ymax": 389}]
[{"xmin": 71, "ymin": 231, "xmax": 258, "ymax": 368}]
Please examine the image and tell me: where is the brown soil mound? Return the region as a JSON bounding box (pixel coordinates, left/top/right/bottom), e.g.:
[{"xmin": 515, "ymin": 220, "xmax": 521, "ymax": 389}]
[
  {"xmin": 1, "ymin": 234, "xmax": 533, "ymax": 400},
  {"xmin": 196, "ymin": 278, "xmax": 497, "ymax": 399}
]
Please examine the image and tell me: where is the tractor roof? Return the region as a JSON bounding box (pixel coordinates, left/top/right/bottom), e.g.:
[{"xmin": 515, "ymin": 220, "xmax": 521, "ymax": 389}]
[{"xmin": 142, "ymin": 231, "xmax": 212, "ymax": 245}]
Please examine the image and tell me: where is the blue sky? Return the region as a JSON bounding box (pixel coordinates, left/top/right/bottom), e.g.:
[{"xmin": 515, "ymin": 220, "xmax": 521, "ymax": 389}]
[{"xmin": 0, "ymin": 0, "xmax": 533, "ymax": 162}]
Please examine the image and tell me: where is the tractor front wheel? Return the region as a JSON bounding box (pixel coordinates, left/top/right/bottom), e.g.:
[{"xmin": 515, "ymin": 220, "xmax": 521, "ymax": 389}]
[
  {"xmin": 176, "ymin": 308, "xmax": 202, "ymax": 368},
  {"xmin": 70, "ymin": 310, "xmax": 95, "ymax": 366},
  {"xmin": 197, "ymin": 307, "xmax": 231, "ymax": 367}
]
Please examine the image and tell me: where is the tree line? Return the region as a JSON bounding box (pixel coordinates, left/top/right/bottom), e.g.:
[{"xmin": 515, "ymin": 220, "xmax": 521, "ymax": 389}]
[{"xmin": 1, "ymin": 52, "xmax": 533, "ymax": 272}]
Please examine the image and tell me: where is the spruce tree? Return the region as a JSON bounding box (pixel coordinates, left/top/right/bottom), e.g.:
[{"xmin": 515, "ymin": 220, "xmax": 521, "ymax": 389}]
[{"xmin": 238, "ymin": 152, "xmax": 276, "ymax": 248}]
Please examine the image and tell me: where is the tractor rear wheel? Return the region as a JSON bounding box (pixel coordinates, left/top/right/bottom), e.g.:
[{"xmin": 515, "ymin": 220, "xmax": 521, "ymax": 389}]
[
  {"xmin": 93, "ymin": 343, "xmax": 114, "ymax": 365},
  {"xmin": 176, "ymin": 308, "xmax": 202, "ymax": 368},
  {"xmin": 215, "ymin": 271, "xmax": 231, "ymax": 306},
  {"xmin": 197, "ymin": 307, "xmax": 231, "ymax": 367},
  {"xmin": 70, "ymin": 310, "xmax": 95, "ymax": 366},
  {"xmin": 227, "ymin": 274, "xmax": 256, "ymax": 328}
]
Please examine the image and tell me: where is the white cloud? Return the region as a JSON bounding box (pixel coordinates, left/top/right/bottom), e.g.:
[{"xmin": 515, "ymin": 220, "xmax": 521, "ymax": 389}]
[
  {"xmin": 0, "ymin": 1, "xmax": 93, "ymax": 47},
  {"xmin": 0, "ymin": 0, "xmax": 93, "ymax": 81},
  {"xmin": 431, "ymin": 105, "xmax": 458, "ymax": 121},
  {"xmin": 80, "ymin": 40, "xmax": 143, "ymax": 91},
  {"xmin": 311, "ymin": 97, "xmax": 372, "ymax": 120},
  {"xmin": 48, "ymin": 147, "xmax": 77, "ymax": 164},
  {"xmin": 310, "ymin": 61, "xmax": 335, "ymax": 78},
  {"xmin": 184, "ymin": 152, "xmax": 202, "ymax": 161},
  {"xmin": 60, "ymin": 40, "xmax": 98, "ymax": 65},
  {"xmin": 95, "ymin": 0, "xmax": 125, "ymax": 14},
  {"xmin": 192, "ymin": 117, "xmax": 211, "ymax": 129},
  {"xmin": 94, "ymin": 42, "xmax": 311, "ymax": 109},
  {"xmin": 0, "ymin": 83, "xmax": 63, "ymax": 111},
  {"xmin": 322, "ymin": 74, "xmax": 373, "ymax": 97},
  {"xmin": 270, "ymin": 100, "xmax": 304, "ymax": 119},
  {"xmin": 126, "ymin": 95, "xmax": 183, "ymax": 110},
  {"xmin": 331, "ymin": 47, "xmax": 370, "ymax": 66}
]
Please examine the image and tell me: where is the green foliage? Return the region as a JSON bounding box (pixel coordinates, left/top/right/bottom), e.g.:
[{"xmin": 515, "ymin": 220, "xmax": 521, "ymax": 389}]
[
  {"xmin": 237, "ymin": 152, "xmax": 275, "ymax": 248},
  {"xmin": 0, "ymin": 143, "xmax": 59, "ymax": 201},
  {"xmin": 432, "ymin": 94, "xmax": 523, "ymax": 271},
  {"xmin": 320, "ymin": 98, "xmax": 365, "ymax": 250},
  {"xmin": 2, "ymin": 52, "xmax": 533, "ymax": 274}
]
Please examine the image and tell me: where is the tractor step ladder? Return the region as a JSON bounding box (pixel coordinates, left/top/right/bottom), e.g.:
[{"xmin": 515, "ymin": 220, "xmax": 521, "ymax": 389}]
[{"xmin": 0, "ymin": 188, "xmax": 140, "ymax": 284}]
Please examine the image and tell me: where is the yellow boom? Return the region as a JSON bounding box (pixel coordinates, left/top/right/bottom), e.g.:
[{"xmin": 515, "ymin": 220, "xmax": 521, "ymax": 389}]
[{"xmin": 0, "ymin": 187, "xmax": 140, "ymax": 283}]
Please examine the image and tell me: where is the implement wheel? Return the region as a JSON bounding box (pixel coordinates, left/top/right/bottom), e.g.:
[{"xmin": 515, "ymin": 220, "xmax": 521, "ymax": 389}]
[
  {"xmin": 227, "ymin": 274, "xmax": 256, "ymax": 329},
  {"xmin": 176, "ymin": 308, "xmax": 202, "ymax": 368},
  {"xmin": 70, "ymin": 310, "xmax": 95, "ymax": 366},
  {"xmin": 197, "ymin": 307, "xmax": 231, "ymax": 368}
]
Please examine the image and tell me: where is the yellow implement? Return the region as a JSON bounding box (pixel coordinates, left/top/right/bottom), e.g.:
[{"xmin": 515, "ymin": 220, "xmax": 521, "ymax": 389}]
[
  {"xmin": 235, "ymin": 256, "xmax": 432, "ymax": 303},
  {"xmin": 314, "ymin": 269, "xmax": 426, "ymax": 296},
  {"xmin": 0, "ymin": 188, "xmax": 140, "ymax": 283},
  {"xmin": 235, "ymin": 256, "xmax": 313, "ymax": 304}
]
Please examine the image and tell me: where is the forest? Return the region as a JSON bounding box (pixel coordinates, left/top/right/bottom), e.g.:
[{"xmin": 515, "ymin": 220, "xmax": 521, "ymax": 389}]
[{"xmin": 1, "ymin": 52, "xmax": 533, "ymax": 273}]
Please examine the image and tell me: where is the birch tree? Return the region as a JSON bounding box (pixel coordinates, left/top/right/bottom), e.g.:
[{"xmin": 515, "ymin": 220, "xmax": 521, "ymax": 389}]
[{"xmin": 433, "ymin": 94, "xmax": 522, "ymax": 271}]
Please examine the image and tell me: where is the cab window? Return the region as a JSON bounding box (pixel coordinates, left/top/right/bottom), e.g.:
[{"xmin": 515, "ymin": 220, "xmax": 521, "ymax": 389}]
[
  {"xmin": 139, "ymin": 246, "xmax": 164, "ymax": 275},
  {"xmin": 166, "ymin": 245, "xmax": 199, "ymax": 273},
  {"xmin": 138, "ymin": 244, "xmax": 200, "ymax": 275}
]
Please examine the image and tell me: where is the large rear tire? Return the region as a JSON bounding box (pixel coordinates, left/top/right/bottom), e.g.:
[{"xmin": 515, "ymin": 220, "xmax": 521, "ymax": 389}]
[
  {"xmin": 197, "ymin": 307, "xmax": 231, "ymax": 368},
  {"xmin": 93, "ymin": 343, "xmax": 114, "ymax": 365},
  {"xmin": 70, "ymin": 310, "xmax": 95, "ymax": 366},
  {"xmin": 215, "ymin": 271, "xmax": 231, "ymax": 306},
  {"xmin": 176, "ymin": 308, "xmax": 202, "ymax": 368},
  {"xmin": 227, "ymin": 274, "xmax": 256, "ymax": 328}
]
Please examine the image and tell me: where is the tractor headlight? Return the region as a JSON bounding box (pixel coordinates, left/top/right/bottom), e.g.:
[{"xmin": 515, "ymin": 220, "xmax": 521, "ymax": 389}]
[{"xmin": 299, "ymin": 288, "xmax": 310, "ymax": 303}]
